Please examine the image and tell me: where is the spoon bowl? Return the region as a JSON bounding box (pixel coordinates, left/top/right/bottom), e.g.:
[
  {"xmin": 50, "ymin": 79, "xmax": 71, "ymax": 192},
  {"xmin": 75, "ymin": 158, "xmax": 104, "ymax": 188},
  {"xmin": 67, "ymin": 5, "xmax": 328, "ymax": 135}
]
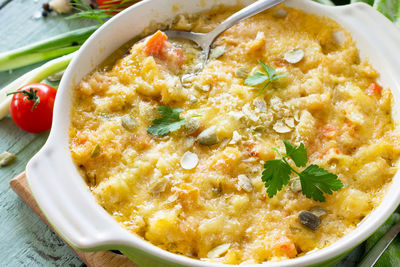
[{"xmin": 165, "ymin": 0, "xmax": 284, "ymax": 64}]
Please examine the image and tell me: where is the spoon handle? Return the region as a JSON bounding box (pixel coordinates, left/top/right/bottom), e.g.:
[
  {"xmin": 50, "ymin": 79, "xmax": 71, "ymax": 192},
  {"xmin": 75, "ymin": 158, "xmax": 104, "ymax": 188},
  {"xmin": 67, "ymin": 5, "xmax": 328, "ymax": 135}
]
[
  {"xmin": 357, "ymin": 221, "xmax": 400, "ymax": 267},
  {"xmin": 209, "ymin": 0, "xmax": 285, "ymax": 40}
]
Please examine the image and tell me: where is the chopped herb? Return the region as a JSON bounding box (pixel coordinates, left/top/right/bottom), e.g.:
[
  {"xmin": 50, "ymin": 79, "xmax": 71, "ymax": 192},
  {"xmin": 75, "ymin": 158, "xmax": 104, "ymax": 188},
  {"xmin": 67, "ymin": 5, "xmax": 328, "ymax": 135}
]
[
  {"xmin": 147, "ymin": 106, "xmax": 186, "ymax": 136},
  {"xmin": 0, "ymin": 151, "xmax": 16, "ymax": 167},
  {"xmin": 90, "ymin": 143, "xmax": 101, "ymax": 158},
  {"xmin": 244, "ymin": 60, "xmax": 286, "ymax": 95},
  {"xmin": 261, "ymin": 140, "xmax": 343, "ymax": 202}
]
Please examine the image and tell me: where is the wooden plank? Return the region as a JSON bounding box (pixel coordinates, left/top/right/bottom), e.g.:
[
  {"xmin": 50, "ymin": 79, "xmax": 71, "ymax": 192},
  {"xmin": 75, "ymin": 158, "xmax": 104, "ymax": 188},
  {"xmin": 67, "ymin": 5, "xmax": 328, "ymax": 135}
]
[
  {"xmin": 10, "ymin": 172, "xmax": 138, "ymax": 267},
  {"xmin": 0, "ymin": 0, "xmax": 96, "ymax": 265}
]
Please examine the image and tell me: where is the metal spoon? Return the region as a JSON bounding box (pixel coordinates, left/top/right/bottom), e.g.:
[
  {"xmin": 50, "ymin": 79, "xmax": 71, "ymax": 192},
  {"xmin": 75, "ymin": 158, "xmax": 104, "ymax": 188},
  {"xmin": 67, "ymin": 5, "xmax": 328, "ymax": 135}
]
[
  {"xmin": 358, "ymin": 221, "xmax": 400, "ymax": 267},
  {"xmin": 165, "ymin": 0, "xmax": 284, "ymax": 62}
]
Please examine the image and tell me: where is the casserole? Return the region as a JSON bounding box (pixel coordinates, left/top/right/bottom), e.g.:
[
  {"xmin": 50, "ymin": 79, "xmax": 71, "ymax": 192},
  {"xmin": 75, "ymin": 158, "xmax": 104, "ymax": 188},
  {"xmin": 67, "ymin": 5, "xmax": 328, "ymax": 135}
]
[{"xmin": 26, "ymin": 0, "xmax": 400, "ymax": 266}]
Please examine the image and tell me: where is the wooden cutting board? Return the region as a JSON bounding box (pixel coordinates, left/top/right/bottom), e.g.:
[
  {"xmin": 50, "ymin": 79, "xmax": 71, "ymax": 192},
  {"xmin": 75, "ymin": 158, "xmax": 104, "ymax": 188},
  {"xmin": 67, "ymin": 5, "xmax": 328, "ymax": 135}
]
[{"xmin": 9, "ymin": 172, "xmax": 138, "ymax": 267}]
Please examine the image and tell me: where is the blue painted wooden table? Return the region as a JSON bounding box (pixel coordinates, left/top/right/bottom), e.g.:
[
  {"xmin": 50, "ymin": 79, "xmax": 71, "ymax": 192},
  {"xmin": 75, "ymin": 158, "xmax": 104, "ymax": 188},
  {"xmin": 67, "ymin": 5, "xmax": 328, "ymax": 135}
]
[{"xmin": 0, "ymin": 0, "xmax": 96, "ymax": 265}]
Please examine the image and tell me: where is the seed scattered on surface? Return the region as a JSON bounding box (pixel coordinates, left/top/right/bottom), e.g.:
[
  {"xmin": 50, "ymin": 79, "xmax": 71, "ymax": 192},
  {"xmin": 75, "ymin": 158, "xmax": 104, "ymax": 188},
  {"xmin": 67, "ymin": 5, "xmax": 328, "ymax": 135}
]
[
  {"xmin": 121, "ymin": 114, "xmax": 138, "ymax": 131},
  {"xmin": 236, "ymin": 68, "xmax": 250, "ymax": 79},
  {"xmin": 209, "ymin": 45, "xmax": 226, "ymax": 60},
  {"xmin": 194, "ymin": 83, "xmax": 211, "ymax": 92},
  {"xmin": 294, "ymin": 110, "xmax": 301, "ymax": 122},
  {"xmin": 197, "ymin": 126, "xmax": 219, "ymax": 146},
  {"xmin": 189, "ymin": 95, "xmax": 198, "ymax": 104},
  {"xmin": 310, "ymin": 206, "xmax": 327, "ymax": 217},
  {"xmin": 273, "ymin": 8, "xmax": 288, "ymax": 18},
  {"xmin": 254, "ymin": 125, "xmax": 265, "ymax": 132},
  {"xmin": 180, "ymin": 151, "xmax": 199, "ymax": 170},
  {"xmin": 284, "ymin": 49, "xmax": 304, "ymax": 64},
  {"xmin": 284, "ymin": 117, "xmax": 295, "ymax": 128},
  {"xmin": 273, "ymin": 120, "xmax": 292, "ymax": 133},
  {"xmin": 0, "ymin": 151, "xmax": 16, "ymax": 167},
  {"xmin": 229, "ymin": 130, "xmax": 242, "ymax": 145},
  {"xmin": 90, "ymin": 144, "xmax": 101, "ymax": 158},
  {"xmin": 207, "ymin": 243, "xmax": 231, "ymax": 259},
  {"xmin": 150, "ymin": 177, "xmax": 169, "ymax": 194},
  {"xmin": 289, "ymin": 178, "xmax": 302, "ymax": 193},
  {"xmin": 237, "ymin": 174, "xmax": 253, "ymax": 192},
  {"xmin": 254, "ymin": 100, "xmax": 267, "ymax": 113},
  {"xmin": 184, "ymin": 136, "xmax": 195, "ymax": 148},
  {"xmin": 299, "ymin": 210, "xmax": 321, "ymax": 231},
  {"xmin": 185, "ymin": 117, "xmax": 200, "ymax": 134}
]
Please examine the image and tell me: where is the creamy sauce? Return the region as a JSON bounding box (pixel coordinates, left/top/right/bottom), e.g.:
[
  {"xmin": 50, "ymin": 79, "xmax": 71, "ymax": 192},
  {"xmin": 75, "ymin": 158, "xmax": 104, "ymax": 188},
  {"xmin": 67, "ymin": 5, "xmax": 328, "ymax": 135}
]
[{"xmin": 69, "ymin": 5, "xmax": 400, "ymax": 264}]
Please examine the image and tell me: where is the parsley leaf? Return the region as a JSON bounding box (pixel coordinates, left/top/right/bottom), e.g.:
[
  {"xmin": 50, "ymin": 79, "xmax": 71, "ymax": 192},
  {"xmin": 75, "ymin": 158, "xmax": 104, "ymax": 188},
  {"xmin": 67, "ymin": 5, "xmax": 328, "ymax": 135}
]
[
  {"xmin": 147, "ymin": 106, "xmax": 186, "ymax": 136},
  {"xmin": 244, "ymin": 60, "xmax": 286, "ymax": 95},
  {"xmin": 261, "ymin": 140, "xmax": 343, "ymax": 202},
  {"xmin": 283, "ymin": 140, "xmax": 307, "ymax": 167},
  {"xmin": 300, "ymin": 165, "xmax": 344, "ymax": 202},
  {"xmin": 262, "ymin": 159, "xmax": 292, "ymax": 198},
  {"xmin": 244, "ymin": 72, "xmax": 269, "ymax": 85}
]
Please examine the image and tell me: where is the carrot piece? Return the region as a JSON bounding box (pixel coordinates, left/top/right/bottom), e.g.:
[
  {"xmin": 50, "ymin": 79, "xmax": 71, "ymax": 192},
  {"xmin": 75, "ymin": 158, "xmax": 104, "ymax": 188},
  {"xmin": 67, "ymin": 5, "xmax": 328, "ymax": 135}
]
[
  {"xmin": 367, "ymin": 82, "xmax": 382, "ymax": 96},
  {"xmin": 144, "ymin": 30, "xmax": 168, "ymax": 56},
  {"xmin": 275, "ymin": 236, "xmax": 297, "ymax": 258},
  {"xmin": 321, "ymin": 125, "xmax": 338, "ymax": 139}
]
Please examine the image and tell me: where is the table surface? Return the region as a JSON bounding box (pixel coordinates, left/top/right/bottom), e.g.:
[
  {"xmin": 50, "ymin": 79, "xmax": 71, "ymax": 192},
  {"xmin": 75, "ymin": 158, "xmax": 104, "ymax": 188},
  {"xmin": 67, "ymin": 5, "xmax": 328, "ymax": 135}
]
[{"xmin": 0, "ymin": 0, "xmax": 96, "ymax": 265}]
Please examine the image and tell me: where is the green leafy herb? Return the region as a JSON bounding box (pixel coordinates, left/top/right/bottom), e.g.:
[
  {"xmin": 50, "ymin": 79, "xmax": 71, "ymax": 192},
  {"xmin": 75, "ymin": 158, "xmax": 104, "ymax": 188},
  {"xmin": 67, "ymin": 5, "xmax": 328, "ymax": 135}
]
[
  {"xmin": 244, "ymin": 60, "xmax": 286, "ymax": 95},
  {"xmin": 283, "ymin": 140, "xmax": 307, "ymax": 167},
  {"xmin": 261, "ymin": 140, "xmax": 343, "ymax": 202},
  {"xmin": 147, "ymin": 106, "xmax": 186, "ymax": 136}
]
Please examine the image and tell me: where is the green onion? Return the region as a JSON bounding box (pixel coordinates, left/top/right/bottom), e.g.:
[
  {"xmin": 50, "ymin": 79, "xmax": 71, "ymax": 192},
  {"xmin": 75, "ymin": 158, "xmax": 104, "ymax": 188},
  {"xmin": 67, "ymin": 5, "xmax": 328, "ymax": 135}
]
[
  {"xmin": 0, "ymin": 25, "xmax": 98, "ymax": 71},
  {"xmin": 0, "ymin": 52, "xmax": 76, "ymax": 119}
]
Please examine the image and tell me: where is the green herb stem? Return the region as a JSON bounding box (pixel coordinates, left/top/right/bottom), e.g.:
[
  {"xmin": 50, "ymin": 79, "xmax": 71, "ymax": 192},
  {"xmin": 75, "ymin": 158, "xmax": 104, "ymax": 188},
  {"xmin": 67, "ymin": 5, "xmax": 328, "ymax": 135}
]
[
  {"xmin": 0, "ymin": 25, "xmax": 98, "ymax": 71},
  {"xmin": 0, "ymin": 52, "xmax": 75, "ymax": 119}
]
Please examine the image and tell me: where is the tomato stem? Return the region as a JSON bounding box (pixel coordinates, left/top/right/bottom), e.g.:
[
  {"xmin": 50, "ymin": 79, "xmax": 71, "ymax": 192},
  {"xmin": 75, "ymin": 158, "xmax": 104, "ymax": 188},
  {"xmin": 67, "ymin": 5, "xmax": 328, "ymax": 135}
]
[{"xmin": 7, "ymin": 88, "xmax": 41, "ymax": 110}]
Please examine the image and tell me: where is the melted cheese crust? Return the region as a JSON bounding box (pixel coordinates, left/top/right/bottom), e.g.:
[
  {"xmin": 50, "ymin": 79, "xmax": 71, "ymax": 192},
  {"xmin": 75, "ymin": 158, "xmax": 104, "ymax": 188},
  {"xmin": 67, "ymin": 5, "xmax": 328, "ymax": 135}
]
[{"xmin": 69, "ymin": 5, "xmax": 400, "ymax": 264}]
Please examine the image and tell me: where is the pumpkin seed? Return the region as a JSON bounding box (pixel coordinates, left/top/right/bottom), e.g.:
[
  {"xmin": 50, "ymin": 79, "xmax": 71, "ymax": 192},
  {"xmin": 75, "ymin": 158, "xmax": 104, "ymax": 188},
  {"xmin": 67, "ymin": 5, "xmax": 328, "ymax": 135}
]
[
  {"xmin": 299, "ymin": 210, "xmax": 321, "ymax": 231},
  {"xmin": 90, "ymin": 144, "xmax": 101, "ymax": 158},
  {"xmin": 189, "ymin": 95, "xmax": 198, "ymax": 104},
  {"xmin": 289, "ymin": 178, "xmax": 302, "ymax": 193},
  {"xmin": 180, "ymin": 151, "xmax": 199, "ymax": 170},
  {"xmin": 209, "ymin": 45, "xmax": 226, "ymax": 60},
  {"xmin": 185, "ymin": 117, "xmax": 200, "ymax": 134},
  {"xmin": 194, "ymin": 83, "xmax": 211, "ymax": 92},
  {"xmin": 0, "ymin": 151, "xmax": 16, "ymax": 167},
  {"xmin": 121, "ymin": 114, "xmax": 138, "ymax": 131},
  {"xmin": 284, "ymin": 49, "xmax": 304, "ymax": 64},
  {"xmin": 150, "ymin": 177, "xmax": 169, "ymax": 194},
  {"xmin": 310, "ymin": 206, "xmax": 327, "ymax": 217},
  {"xmin": 254, "ymin": 125, "xmax": 265, "ymax": 132},
  {"xmin": 207, "ymin": 243, "xmax": 230, "ymax": 259},
  {"xmin": 254, "ymin": 100, "xmax": 267, "ymax": 113},
  {"xmin": 236, "ymin": 68, "xmax": 250, "ymax": 79},
  {"xmin": 284, "ymin": 117, "xmax": 295, "ymax": 128},
  {"xmin": 197, "ymin": 126, "xmax": 219, "ymax": 146},
  {"xmin": 237, "ymin": 174, "xmax": 253, "ymax": 192},
  {"xmin": 229, "ymin": 130, "xmax": 241, "ymax": 145},
  {"xmin": 184, "ymin": 136, "xmax": 195, "ymax": 148}
]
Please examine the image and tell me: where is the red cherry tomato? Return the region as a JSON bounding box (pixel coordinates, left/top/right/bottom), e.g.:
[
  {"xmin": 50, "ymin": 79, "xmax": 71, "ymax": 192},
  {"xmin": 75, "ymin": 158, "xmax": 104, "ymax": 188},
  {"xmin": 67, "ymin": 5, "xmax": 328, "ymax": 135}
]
[
  {"xmin": 8, "ymin": 83, "xmax": 57, "ymax": 133},
  {"xmin": 96, "ymin": 0, "xmax": 133, "ymax": 12}
]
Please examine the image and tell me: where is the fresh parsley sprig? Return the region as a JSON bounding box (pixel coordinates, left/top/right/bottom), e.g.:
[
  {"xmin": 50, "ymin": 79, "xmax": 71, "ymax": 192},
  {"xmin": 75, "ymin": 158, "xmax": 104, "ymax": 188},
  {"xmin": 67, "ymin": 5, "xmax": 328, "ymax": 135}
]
[
  {"xmin": 147, "ymin": 106, "xmax": 186, "ymax": 136},
  {"xmin": 244, "ymin": 60, "xmax": 286, "ymax": 95},
  {"xmin": 262, "ymin": 140, "xmax": 343, "ymax": 202}
]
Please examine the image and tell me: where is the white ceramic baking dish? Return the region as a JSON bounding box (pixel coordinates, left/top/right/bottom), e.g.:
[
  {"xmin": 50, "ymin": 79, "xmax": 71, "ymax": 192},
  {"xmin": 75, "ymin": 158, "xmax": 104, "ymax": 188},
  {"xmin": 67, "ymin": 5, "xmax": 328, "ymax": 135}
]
[{"xmin": 26, "ymin": 0, "xmax": 400, "ymax": 266}]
